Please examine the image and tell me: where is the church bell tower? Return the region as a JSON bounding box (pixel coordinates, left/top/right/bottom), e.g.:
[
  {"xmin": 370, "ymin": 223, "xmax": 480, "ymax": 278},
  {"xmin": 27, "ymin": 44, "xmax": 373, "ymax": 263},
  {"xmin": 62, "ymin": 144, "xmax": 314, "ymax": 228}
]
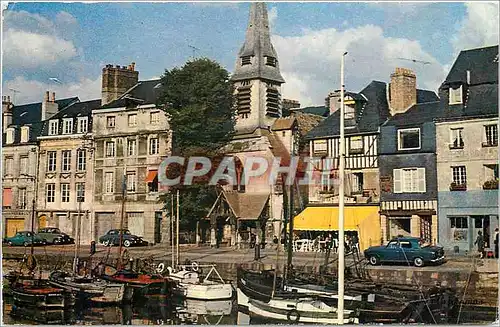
[{"xmin": 231, "ymin": 2, "xmax": 285, "ymax": 135}]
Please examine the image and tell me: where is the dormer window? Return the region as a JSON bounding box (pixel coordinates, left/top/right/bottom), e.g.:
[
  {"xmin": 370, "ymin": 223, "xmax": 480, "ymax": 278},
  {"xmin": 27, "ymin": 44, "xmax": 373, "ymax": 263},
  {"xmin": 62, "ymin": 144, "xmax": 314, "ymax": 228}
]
[
  {"xmin": 241, "ymin": 56, "xmax": 251, "ymax": 66},
  {"xmin": 62, "ymin": 118, "xmax": 73, "ymax": 135},
  {"xmin": 5, "ymin": 128, "xmax": 14, "ymax": 144},
  {"xmin": 48, "ymin": 120, "xmax": 58, "ymax": 136},
  {"xmin": 398, "ymin": 128, "xmax": 421, "ymax": 150},
  {"xmin": 20, "ymin": 126, "xmax": 30, "ymax": 143},
  {"xmin": 449, "ymin": 85, "xmax": 463, "ymax": 105},
  {"xmin": 345, "ymin": 105, "xmax": 355, "ymax": 120},
  {"xmin": 265, "ymin": 56, "xmax": 277, "ymax": 67},
  {"xmin": 77, "ymin": 117, "xmax": 88, "ymax": 134}
]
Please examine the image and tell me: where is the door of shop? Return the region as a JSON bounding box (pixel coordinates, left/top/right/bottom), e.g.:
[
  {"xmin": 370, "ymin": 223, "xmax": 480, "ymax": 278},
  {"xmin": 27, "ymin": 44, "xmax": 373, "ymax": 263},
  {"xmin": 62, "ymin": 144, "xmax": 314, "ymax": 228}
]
[
  {"xmin": 470, "ymin": 216, "xmax": 491, "ymax": 251},
  {"xmin": 5, "ymin": 219, "xmax": 25, "ymax": 237}
]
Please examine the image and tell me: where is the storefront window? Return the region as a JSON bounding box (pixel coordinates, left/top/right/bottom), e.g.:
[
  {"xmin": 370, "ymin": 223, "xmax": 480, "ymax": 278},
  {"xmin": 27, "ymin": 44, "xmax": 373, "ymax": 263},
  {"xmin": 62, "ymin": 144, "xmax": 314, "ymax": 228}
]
[{"xmin": 450, "ymin": 216, "xmax": 468, "ymax": 242}]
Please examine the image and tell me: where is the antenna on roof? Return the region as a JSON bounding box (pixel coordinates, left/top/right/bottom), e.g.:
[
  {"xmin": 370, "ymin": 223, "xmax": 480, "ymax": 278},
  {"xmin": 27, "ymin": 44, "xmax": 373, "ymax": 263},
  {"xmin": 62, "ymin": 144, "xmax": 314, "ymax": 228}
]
[
  {"xmin": 395, "ymin": 57, "xmax": 432, "ymax": 65},
  {"xmin": 188, "ymin": 44, "xmax": 201, "ymax": 60},
  {"xmin": 8, "ymin": 88, "xmax": 20, "ymax": 103}
]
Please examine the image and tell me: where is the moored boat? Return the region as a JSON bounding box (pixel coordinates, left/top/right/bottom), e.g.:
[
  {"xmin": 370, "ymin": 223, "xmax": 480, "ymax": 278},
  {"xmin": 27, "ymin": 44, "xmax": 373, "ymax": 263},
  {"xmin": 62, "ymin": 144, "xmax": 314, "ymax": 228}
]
[
  {"xmin": 48, "ymin": 270, "xmax": 128, "ymax": 304},
  {"xmin": 166, "ymin": 263, "xmax": 233, "ymax": 300},
  {"xmin": 10, "ymin": 277, "xmax": 68, "ymax": 309}
]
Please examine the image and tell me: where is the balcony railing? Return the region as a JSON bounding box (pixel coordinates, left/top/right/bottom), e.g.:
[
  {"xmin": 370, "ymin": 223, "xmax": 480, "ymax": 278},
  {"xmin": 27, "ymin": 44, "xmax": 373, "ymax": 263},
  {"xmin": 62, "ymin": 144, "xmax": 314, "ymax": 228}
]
[
  {"xmin": 483, "ymin": 179, "xmax": 499, "ymax": 190},
  {"xmin": 450, "ymin": 182, "xmax": 467, "ymax": 191}
]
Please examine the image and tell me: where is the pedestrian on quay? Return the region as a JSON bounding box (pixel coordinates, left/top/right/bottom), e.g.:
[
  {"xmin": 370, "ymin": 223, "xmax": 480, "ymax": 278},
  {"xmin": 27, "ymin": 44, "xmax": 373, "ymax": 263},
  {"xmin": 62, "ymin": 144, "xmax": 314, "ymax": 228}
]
[
  {"xmin": 494, "ymin": 228, "xmax": 499, "ymax": 259},
  {"xmin": 474, "ymin": 230, "xmax": 485, "ymax": 259}
]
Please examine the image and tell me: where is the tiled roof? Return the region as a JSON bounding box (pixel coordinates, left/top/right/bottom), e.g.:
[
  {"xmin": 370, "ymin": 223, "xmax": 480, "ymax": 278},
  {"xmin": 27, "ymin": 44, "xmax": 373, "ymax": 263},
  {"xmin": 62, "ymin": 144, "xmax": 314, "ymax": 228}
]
[
  {"xmin": 223, "ymin": 191, "xmax": 270, "ymax": 220},
  {"xmin": 98, "ymin": 79, "xmax": 163, "ymax": 109},
  {"xmin": 291, "ymin": 112, "xmax": 325, "ymax": 137},
  {"xmin": 271, "ymin": 117, "xmax": 296, "ymax": 131},
  {"xmin": 291, "ymin": 106, "xmax": 329, "ymax": 117},
  {"xmin": 443, "ymin": 45, "xmax": 498, "ymax": 85}
]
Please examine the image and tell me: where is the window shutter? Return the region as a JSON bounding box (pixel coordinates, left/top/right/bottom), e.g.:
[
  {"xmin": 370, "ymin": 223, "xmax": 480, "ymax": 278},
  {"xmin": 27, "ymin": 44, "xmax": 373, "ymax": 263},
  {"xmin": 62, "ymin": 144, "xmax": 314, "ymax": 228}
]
[
  {"xmin": 417, "ymin": 168, "xmax": 426, "ymax": 192},
  {"xmin": 393, "ymin": 169, "xmax": 402, "ymax": 193}
]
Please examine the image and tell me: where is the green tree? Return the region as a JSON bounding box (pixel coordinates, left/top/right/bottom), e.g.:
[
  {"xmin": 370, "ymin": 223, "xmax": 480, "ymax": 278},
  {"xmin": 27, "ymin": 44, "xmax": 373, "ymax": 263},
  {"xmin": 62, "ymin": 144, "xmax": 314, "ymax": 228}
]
[{"xmin": 158, "ymin": 58, "xmax": 236, "ymax": 232}]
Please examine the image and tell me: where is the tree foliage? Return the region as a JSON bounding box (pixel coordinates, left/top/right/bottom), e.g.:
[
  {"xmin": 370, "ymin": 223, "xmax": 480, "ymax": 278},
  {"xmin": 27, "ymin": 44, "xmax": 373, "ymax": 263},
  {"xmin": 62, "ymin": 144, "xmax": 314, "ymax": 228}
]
[{"xmin": 158, "ymin": 58, "xmax": 235, "ymax": 231}]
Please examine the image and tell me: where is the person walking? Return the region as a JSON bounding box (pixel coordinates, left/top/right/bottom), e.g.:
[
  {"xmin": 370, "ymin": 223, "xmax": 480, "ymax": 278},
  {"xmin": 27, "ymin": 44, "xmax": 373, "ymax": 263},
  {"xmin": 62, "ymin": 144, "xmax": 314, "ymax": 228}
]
[
  {"xmin": 494, "ymin": 228, "xmax": 499, "ymax": 259},
  {"xmin": 474, "ymin": 230, "xmax": 485, "ymax": 259}
]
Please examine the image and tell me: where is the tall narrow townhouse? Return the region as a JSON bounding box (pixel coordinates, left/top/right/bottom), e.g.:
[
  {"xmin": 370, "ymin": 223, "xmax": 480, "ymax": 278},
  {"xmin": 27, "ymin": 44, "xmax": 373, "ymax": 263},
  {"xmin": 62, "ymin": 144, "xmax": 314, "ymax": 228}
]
[
  {"xmin": 2, "ymin": 93, "xmax": 78, "ymax": 237},
  {"xmin": 92, "ymin": 63, "xmax": 171, "ymax": 245},
  {"xmin": 36, "ymin": 98, "xmax": 101, "ymax": 245},
  {"xmin": 435, "ymin": 45, "xmax": 499, "ymax": 253},
  {"xmin": 379, "ymin": 68, "xmax": 441, "ymax": 244}
]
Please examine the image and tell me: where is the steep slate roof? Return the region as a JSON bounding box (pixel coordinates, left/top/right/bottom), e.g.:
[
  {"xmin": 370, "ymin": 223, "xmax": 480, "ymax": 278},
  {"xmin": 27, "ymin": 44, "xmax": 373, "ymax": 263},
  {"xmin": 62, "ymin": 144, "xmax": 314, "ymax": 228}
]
[
  {"xmin": 443, "ymin": 45, "xmax": 498, "ymax": 85},
  {"xmin": 98, "ymin": 79, "xmax": 163, "ymax": 109},
  {"xmin": 3, "ymin": 97, "xmax": 79, "ymax": 145},
  {"xmin": 384, "ymin": 101, "xmax": 441, "ymax": 127},
  {"xmin": 40, "ymin": 99, "xmax": 101, "ymax": 136},
  {"xmin": 438, "ymin": 45, "xmax": 498, "ymax": 121},
  {"xmin": 305, "ymin": 81, "xmax": 389, "ymax": 139}
]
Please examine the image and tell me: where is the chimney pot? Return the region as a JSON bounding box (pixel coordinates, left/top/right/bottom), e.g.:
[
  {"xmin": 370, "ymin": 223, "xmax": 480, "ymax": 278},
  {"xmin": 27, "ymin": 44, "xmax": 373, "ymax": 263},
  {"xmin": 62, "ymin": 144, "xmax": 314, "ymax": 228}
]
[
  {"xmin": 51, "ymin": 92, "xmax": 56, "ymax": 102},
  {"xmin": 115, "ymin": 65, "xmax": 120, "ymax": 68},
  {"xmin": 131, "ymin": 62, "xmax": 136, "ymax": 71},
  {"xmin": 44, "ymin": 91, "xmax": 50, "ymax": 102},
  {"xmin": 7, "ymin": 96, "xmax": 10, "ymax": 103}
]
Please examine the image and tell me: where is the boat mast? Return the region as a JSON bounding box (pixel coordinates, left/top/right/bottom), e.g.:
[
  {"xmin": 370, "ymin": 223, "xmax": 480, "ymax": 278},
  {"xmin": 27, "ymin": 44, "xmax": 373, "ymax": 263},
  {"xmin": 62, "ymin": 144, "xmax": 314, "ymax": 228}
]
[
  {"xmin": 176, "ymin": 189, "xmax": 180, "ymax": 267},
  {"xmin": 73, "ymin": 184, "xmax": 82, "ymax": 274},
  {"xmin": 287, "ymin": 175, "xmax": 294, "ymax": 280},
  {"xmin": 171, "ymin": 193, "xmax": 175, "ymax": 267},
  {"xmin": 117, "ymin": 169, "xmax": 127, "ymax": 270},
  {"xmin": 337, "ymin": 51, "xmax": 348, "ymax": 325}
]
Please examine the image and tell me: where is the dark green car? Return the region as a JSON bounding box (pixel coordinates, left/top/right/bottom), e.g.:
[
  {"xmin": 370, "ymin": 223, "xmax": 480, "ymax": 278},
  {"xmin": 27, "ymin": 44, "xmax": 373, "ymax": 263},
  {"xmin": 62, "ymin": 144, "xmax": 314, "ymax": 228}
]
[
  {"xmin": 37, "ymin": 227, "xmax": 74, "ymax": 245},
  {"xmin": 3, "ymin": 231, "xmax": 46, "ymax": 247}
]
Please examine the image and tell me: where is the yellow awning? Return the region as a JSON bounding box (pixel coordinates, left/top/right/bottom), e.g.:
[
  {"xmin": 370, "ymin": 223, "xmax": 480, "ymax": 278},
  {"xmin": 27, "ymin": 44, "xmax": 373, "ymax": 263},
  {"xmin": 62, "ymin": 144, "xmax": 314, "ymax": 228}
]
[
  {"xmin": 292, "ymin": 206, "xmax": 381, "ymax": 250},
  {"xmin": 293, "ymin": 206, "xmax": 378, "ymax": 231}
]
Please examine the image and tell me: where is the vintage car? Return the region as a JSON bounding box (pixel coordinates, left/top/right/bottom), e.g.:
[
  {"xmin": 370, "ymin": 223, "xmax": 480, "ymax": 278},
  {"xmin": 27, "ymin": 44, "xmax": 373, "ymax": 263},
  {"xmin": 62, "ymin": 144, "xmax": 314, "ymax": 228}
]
[
  {"xmin": 98, "ymin": 229, "xmax": 148, "ymax": 247},
  {"xmin": 37, "ymin": 227, "xmax": 74, "ymax": 245},
  {"xmin": 364, "ymin": 237, "xmax": 445, "ymax": 267},
  {"xmin": 3, "ymin": 231, "xmax": 46, "ymax": 247}
]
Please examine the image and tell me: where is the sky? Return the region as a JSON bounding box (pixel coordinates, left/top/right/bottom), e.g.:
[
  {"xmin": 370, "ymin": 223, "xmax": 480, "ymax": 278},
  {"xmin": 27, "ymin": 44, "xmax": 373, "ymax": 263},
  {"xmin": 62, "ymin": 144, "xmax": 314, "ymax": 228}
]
[{"xmin": 1, "ymin": 1, "xmax": 499, "ymax": 106}]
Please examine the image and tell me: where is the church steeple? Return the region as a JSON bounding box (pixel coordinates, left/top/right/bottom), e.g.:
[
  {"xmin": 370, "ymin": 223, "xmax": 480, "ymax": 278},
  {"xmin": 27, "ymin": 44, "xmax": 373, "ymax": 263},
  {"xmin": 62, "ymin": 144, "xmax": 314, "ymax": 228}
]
[
  {"xmin": 231, "ymin": 2, "xmax": 284, "ymax": 83},
  {"xmin": 232, "ymin": 2, "xmax": 285, "ymax": 134}
]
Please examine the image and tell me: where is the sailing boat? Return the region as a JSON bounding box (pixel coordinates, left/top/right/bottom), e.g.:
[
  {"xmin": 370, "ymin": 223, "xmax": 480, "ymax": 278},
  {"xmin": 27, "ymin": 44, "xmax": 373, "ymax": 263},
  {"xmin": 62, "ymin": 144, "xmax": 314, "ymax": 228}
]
[{"xmin": 166, "ymin": 190, "xmax": 234, "ymax": 300}]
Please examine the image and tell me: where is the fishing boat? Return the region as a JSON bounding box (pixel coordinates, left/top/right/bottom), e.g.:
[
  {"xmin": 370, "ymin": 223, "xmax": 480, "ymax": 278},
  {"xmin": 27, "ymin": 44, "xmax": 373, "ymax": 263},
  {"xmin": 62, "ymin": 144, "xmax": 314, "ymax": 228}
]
[
  {"xmin": 100, "ymin": 267, "xmax": 176, "ymax": 300},
  {"xmin": 165, "ymin": 263, "xmax": 233, "ymax": 300},
  {"xmin": 248, "ymin": 296, "xmax": 358, "ymax": 324},
  {"xmin": 48, "ymin": 270, "xmax": 129, "ymax": 304},
  {"xmin": 10, "ymin": 276, "xmax": 68, "ymax": 309}
]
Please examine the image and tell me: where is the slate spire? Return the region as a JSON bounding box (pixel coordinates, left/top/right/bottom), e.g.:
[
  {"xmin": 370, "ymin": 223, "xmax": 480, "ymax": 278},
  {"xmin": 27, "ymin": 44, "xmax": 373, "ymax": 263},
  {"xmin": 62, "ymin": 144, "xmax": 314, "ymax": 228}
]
[{"xmin": 231, "ymin": 2, "xmax": 285, "ymax": 83}]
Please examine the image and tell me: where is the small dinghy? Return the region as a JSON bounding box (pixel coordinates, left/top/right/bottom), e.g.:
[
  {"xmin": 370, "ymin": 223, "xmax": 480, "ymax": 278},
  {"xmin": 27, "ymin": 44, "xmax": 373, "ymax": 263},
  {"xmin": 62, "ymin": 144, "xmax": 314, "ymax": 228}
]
[
  {"xmin": 165, "ymin": 263, "xmax": 233, "ymax": 300},
  {"xmin": 49, "ymin": 271, "xmax": 128, "ymax": 304},
  {"xmin": 10, "ymin": 276, "xmax": 68, "ymax": 309}
]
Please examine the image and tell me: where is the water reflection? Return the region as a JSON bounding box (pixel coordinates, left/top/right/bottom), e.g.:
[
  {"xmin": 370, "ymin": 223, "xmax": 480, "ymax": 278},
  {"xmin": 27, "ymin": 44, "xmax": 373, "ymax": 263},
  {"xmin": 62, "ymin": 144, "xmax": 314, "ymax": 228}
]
[{"xmin": 3, "ymin": 296, "xmax": 241, "ymax": 325}]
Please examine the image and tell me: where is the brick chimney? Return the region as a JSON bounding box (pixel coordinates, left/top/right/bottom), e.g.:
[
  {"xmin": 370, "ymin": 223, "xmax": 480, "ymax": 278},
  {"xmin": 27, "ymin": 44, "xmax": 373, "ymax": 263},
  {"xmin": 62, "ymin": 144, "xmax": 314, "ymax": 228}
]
[
  {"xmin": 325, "ymin": 90, "xmax": 341, "ymax": 115},
  {"xmin": 2, "ymin": 95, "xmax": 13, "ymax": 133},
  {"xmin": 389, "ymin": 67, "xmax": 417, "ymax": 115},
  {"xmin": 41, "ymin": 90, "xmax": 59, "ymax": 120},
  {"xmin": 101, "ymin": 62, "xmax": 139, "ymax": 105}
]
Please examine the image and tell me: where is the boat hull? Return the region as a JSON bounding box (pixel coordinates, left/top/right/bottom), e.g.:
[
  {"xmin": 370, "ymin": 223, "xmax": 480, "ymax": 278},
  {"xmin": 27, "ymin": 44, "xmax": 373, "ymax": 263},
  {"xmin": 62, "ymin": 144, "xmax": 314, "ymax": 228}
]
[
  {"xmin": 248, "ymin": 297, "xmax": 358, "ymax": 324},
  {"xmin": 174, "ymin": 282, "xmax": 233, "ymax": 300}
]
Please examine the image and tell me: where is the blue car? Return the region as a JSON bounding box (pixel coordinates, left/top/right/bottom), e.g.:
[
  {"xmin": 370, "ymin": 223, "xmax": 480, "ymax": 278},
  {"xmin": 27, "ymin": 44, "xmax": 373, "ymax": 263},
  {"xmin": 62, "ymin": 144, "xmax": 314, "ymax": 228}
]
[
  {"xmin": 3, "ymin": 231, "xmax": 46, "ymax": 247},
  {"xmin": 364, "ymin": 237, "xmax": 445, "ymax": 267}
]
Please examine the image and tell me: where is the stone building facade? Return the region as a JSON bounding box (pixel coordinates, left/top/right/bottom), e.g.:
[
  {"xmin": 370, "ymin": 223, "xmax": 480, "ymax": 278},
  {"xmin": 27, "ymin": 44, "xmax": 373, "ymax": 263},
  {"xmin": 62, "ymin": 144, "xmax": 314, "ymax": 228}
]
[
  {"xmin": 36, "ymin": 98, "xmax": 101, "ymax": 245},
  {"xmin": 435, "ymin": 45, "xmax": 499, "ymax": 252},
  {"xmin": 92, "ymin": 64, "xmax": 170, "ymax": 244},
  {"xmin": 2, "ymin": 94, "xmax": 78, "ymax": 237}
]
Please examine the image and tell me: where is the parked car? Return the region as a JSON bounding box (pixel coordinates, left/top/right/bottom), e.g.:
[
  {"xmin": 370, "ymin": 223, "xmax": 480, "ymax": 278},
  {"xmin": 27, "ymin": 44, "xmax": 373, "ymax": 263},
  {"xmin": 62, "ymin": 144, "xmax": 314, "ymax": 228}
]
[
  {"xmin": 3, "ymin": 231, "xmax": 46, "ymax": 247},
  {"xmin": 37, "ymin": 227, "xmax": 74, "ymax": 245},
  {"xmin": 98, "ymin": 229, "xmax": 148, "ymax": 247},
  {"xmin": 364, "ymin": 237, "xmax": 445, "ymax": 267}
]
